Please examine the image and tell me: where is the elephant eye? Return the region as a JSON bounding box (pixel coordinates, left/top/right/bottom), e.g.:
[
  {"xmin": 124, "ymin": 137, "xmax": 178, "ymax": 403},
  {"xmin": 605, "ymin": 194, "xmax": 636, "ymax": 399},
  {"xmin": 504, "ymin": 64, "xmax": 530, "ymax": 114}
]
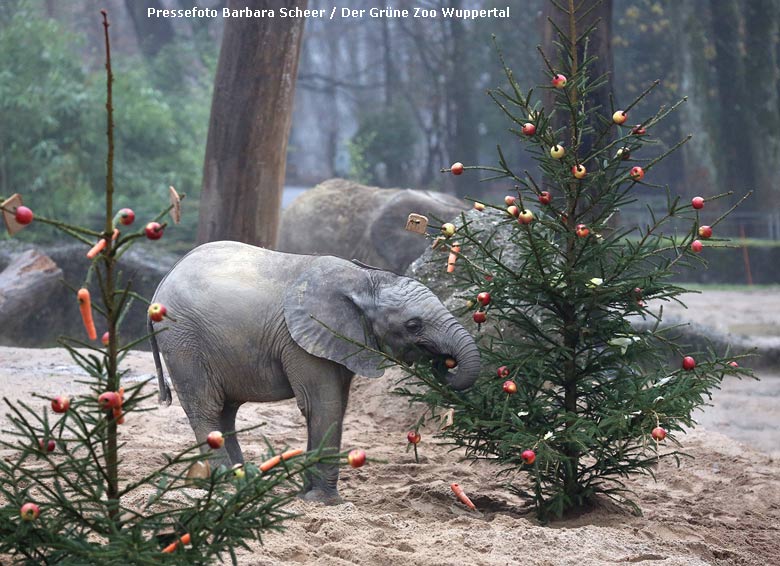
[{"xmin": 404, "ymin": 318, "xmax": 423, "ymax": 333}]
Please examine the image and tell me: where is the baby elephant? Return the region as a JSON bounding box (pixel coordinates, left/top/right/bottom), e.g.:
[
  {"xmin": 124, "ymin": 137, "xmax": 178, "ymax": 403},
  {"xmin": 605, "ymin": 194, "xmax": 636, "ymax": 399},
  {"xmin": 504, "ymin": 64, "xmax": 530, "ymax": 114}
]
[{"xmin": 150, "ymin": 241, "xmax": 479, "ymax": 503}]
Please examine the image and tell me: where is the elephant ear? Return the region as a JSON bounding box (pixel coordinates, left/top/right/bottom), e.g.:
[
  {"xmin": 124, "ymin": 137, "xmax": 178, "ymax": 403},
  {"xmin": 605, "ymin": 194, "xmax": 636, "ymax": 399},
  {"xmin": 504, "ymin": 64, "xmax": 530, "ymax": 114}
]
[
  {"xmin": 283, "ymin": 257, "xmax": 386, "ymax": 377},
  {"xmin": 370, "ymin": 190, "xmax": 465, "ymax": 273}
]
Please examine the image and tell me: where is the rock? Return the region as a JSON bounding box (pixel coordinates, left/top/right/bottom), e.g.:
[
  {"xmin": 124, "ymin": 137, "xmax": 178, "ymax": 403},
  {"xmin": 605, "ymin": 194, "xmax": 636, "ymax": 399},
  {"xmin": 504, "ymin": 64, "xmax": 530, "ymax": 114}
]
[
  {"xmin": 0, "ymin": 241, "xmax": 179, "ymax": 348},
  {"xmin": 0, "ymin": 250, "xmax": 63, "ymax": 346}
]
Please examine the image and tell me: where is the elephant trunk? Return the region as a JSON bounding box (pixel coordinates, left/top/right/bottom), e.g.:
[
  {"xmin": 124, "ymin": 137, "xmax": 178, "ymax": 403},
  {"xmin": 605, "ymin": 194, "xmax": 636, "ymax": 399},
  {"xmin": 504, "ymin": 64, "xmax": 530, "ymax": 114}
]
[{"xmin": 435, "ymin": 319, "xmax": 481, "ymax": 391}]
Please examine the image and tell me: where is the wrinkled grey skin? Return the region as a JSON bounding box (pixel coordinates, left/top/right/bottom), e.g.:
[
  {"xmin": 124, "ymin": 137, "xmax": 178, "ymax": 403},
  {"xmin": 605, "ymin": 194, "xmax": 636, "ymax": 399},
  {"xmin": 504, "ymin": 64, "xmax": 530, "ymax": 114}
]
[
  {"xmin": 277, "ymin": 179, "xmax": 467, "ymax": 274},
  {"xmin": 150, "ymin": 241, "xmax": 480, "ymax": 504}
]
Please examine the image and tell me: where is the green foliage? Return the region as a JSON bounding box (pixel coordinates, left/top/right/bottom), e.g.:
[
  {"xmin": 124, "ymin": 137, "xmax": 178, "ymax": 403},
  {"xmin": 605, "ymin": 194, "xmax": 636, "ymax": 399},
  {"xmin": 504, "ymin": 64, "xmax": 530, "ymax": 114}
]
[
  {"xmin": 0, "ymin": 4, "xmax": 211, "ymax": 246},
  {"xmin": 348, "ymin": 103, "xmax": 417, "ymax": 186},
  {"xmin": 394, "ymin": 16, "xmax": 753, "ymax": 521},
  {"xmin": 0, "ymin": 14, "xmax": 331, "ymax": 564}
]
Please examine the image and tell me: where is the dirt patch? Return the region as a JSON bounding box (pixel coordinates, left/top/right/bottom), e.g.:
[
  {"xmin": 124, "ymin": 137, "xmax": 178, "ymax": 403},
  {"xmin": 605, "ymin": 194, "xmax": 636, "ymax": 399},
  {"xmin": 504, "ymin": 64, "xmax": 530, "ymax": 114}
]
[{"xmin": 0, "ymin": 342, "xmax": 778, "ymax": 565}]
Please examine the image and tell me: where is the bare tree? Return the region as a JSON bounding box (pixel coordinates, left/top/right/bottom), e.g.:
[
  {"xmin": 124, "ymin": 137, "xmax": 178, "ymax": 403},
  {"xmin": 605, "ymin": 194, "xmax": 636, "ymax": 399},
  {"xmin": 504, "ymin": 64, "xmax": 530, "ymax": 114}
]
[{"xmin": 197, "ymin": 0, "xmax": 307, "ymax": 247}]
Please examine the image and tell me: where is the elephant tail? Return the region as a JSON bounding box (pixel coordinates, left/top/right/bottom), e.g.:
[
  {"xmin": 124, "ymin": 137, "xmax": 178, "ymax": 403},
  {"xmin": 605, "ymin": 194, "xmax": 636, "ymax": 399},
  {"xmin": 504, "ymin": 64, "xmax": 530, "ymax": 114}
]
[{"xmin": 149, "ymin": 317, "xmax": 172, "ymax": 406}]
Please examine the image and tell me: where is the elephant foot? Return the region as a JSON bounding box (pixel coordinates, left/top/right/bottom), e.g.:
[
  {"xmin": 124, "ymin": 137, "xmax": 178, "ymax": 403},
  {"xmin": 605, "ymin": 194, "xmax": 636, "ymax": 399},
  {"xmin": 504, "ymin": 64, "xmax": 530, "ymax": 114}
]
[{"xmin": 299, "ymin": 488, "xmax": 343, "ymax": 505}]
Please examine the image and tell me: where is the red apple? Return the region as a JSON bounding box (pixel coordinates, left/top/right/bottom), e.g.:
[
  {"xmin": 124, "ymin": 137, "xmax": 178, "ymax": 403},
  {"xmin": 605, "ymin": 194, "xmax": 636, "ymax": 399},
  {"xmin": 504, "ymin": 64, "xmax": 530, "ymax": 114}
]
[
  {"xmin": 506, "ymin": 205, "xmax": 520, "ymax": 218},
  {"xmin": 473, "ymin": 202, "xmax": 485, "ymax": 211},
  {"xmin": 504, "ymin": 195, "xmax": 516, "ymax": 206},
  {"xmin": 444, "ymin": 358, "xmax": 457, "ymax": 369},
  {"xmin": 634, "ymin": 287, "xmax": 643, "ymax": 298},
  {"xmin": 630, "ymin": 166, "xmax": 645, "ymax": 181},
  {"xmin": 521, "ymin": 123, "xmax": 536, "ymax": 136},
  {"xmin": 691, "ymin": 196, "xmax": 704, "ymax": 210},
  {"xmin": 612, "ymin": 110, "xmax": 628, "ymax": 124},
  {"xmin": 472, "ymin": 311, "xmax": 487, "ymax": 324},
  {"xmin": 14, "ymin": 206, "xmax": 34, "ymax": 225},
  {"xmin": 477, "ymin": 292, "xmax": 491, "ymax": 306},
  {"xmin": 538, "ymin": 191, "xmax": 551, "ymax": 205},
  {"xmin": 616, "ymin": 147, "xmax": 631, "ymax": 160},
  {"xmin": 698, "ymin": 225, "xmax": 712, "ymax": 239},
  {"xmin": 550, "ymin": 144, "xmax": 565, "ymax": 159},
  {"xmin": 518, "ymin": 209, "xmax": 534, "ymax": 225},
  {"xmin": 38, "ymin": 439, "xmax": 55, "ymax": 453},
  {"xmin": 450, "ymin": 162, "xmax": 464, "ymax": 175},
  {"xmin": 521, "ymin": 449, "xmax": 536, "ymax": 465},
  {"xmin": 572, "ymin": 164, "xmax": 587, "ymax": 179},
  {"xmin": 145, "ymin": 222, "xmax": 164, "ymax": 240},
  {"xmin": 207, "ymin": 431, "xmax": 225, "ymax": 449},
  {"xmin": 148, "ymin": 303, "xmax": 167, "ymax": 322},
  {"xmin": 632, "ymin": 125, "xmax": 647, "ymax": 135},
  {"xmin": 576, "ymin": 224, "xmax": 590, "ymax": 238},
  {"xmin": 502, "ymin": 380, "xmax": 517, "ymax": 394},
  {"xmin": 407, "ymin": 431, "xmax": 421, "ymax": 445},
  {"xmin": 347, "ymin": 448, "xmax": 367, "ymax": 468},
  {"xmin": 682, "ymin": 356, "xmax": 696, "ymax": 371},
  {"xmin": 117, "ymin": 208, "xmax": 135, "ymax": 226},
  {"xmin": 20, "ymin": 502, "xmax": 40, "ymax": 521},
  {"xmin": 691, "ymin": 240, "xmax": 703, "ymax": 253},
  {"xmin": 729, "ymin": 361, "xmax": 739, "ymax": 368},
  {"xmin": 101, "ymin": 331, "xmax": 110, "ymax": 346},
  {"xmin": 497, "ymin": 366, "xmax": 510, "ymax": 379},
  {"xmin": 551, "ymin": 73, "xmax": 567, "ymax": 88},
  {"xmin": 651, "ymin": 427, "xmax": 667, "ymax": 441},
  {"xmin": 98, "ymin": 391, "xmax": 122, "ymax": 410},
  {"xmin": 51, "ymin": 395, "xmax": 70, "ymax": 414}
]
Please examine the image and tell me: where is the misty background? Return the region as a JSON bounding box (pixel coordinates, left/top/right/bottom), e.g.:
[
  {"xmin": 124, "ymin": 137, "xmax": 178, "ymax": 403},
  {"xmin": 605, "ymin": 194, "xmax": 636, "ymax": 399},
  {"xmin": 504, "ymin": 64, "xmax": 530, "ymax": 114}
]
[{"xmin": 1, "ymin": 0, "xmax": 778, "ymax": 250}]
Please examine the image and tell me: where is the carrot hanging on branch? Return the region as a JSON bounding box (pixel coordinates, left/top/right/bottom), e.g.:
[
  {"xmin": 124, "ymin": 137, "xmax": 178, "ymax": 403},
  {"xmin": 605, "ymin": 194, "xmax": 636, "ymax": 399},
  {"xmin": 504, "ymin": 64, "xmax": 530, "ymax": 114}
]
[
  {"xmin": 86, "ymin": 238, "xmax": 107, "ymax": 259},
  {"xmin": 77, "ymin": 288, "xmax": 97, "ymax": 340},
  {"xmin": 259, "ymin": 448, "xmax": 304, "ymax": 473},
  {"xmin": 447, "ymin": 243, "xmax": 461, "ymax": 273},
  {"xmin": 450, "ymin": 483, "xmax": 477, "ymax": 511}
]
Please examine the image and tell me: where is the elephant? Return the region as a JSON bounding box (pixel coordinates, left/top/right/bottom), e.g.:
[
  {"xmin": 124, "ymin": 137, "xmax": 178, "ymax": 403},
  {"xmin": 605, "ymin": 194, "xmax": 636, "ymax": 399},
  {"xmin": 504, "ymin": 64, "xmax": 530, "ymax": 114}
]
[
  {"xmin": 277, "ymin": 178, "xmax": 468, "ymax": 274},
  {"xmin": 149, "ymin": 241, "xmax": 480, "ymax": 503}
]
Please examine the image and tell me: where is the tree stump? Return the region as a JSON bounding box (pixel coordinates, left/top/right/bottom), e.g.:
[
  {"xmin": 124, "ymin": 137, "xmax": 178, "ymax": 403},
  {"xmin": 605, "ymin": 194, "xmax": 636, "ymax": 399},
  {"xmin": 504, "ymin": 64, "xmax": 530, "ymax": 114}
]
[{"xmin": 0, "ymin": 250, "xmax": 62, "ymax": 345}]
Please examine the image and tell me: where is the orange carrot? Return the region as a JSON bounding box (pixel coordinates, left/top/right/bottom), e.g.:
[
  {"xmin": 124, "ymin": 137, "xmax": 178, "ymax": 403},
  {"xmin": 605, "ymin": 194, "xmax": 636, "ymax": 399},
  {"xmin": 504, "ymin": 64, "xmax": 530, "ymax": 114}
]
[
  {"xmin": 282, "ymin": 448, "xmax": 304, "ymax": 461},
  {"xmin": 86, "ymin": 239, "xmax": 107, "ymax": 259},
  {"xmin": 259, "ymin": 448, "xmax": 304, "ymax": 472},
  {"xmin": 111, "ymin": 228, "xmax": 119, "ymax": 241},
  {"xmin": 450, "ymin": 483, "xmax": 476, "ymax": 510},
  {"xmin": 113, "ymin": 387, "xmax": 125, "ymax": 424},
  {"xmin": 259, "ymin": 455, "xmax": 281, "ymax": 472},
  {"xmin": 77, "ymin": 288, "xmax": 97, "ymax": 340},
  {"xmin": 162, "ymin": 532, "xmax": 191, "ymax": 553},
  {"xmin": 447, "ymin": 244, "xmax": 461, "ymax": 273}
]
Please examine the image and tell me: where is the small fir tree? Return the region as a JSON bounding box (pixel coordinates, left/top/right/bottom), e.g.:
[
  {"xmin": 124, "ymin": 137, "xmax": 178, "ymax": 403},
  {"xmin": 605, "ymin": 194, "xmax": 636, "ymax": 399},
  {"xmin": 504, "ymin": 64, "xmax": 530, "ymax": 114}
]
[
  {"xmin": 396, "ymin": 5, "xmax": 752, "ymax": 520},
  {"xmin": 0, "ymin": 12, "xmax": 333, "ymax": 564}
]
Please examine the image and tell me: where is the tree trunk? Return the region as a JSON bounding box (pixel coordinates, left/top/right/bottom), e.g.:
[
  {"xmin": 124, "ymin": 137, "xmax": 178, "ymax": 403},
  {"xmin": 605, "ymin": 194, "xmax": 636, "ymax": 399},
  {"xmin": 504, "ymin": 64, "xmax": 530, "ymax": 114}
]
[
  {"xmin": 542, "ymin": 0, "xmax": 613, "ymax": 156},
  {"xmin": 446, "ymin": 0, "xmax": 477, "ymax": 197},
  {"xmin": 709, "ymin": 0, "xmax": 756, "ymax": 214},
  {"xmin": 123, "ymin": 0, "xmax": 176, "ymax": 59},
  {"xmin": 744, "ymin": 0, "xmax": 780, "ymax": 214},
  {"xmin": 197, "ymin": 0, "xmax": 307, "ymax": 247},
  {"xmin": 674, "ymin": 0, "xmax": 718, "ymax": 196}
]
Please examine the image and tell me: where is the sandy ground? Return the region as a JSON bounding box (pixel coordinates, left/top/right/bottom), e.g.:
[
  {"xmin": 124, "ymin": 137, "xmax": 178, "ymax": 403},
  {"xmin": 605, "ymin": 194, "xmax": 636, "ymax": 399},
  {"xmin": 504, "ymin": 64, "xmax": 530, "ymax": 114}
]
[{"xmin": 1, "ymin": 289, "xmax": 779, "ymax": 565}]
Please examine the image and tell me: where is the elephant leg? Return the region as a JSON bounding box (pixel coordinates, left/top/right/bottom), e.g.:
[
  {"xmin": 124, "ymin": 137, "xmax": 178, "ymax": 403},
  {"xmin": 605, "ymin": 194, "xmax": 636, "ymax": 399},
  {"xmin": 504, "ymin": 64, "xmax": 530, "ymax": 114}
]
[
  {"xmin": 284, "ymin": 353, "xmax": 353, "ymax": 504},
  {"xmin": 220, "ymin": 401, "xmax": 244, "ymax": 465},
  {"xmin": 165, "ymin": 349, "xmax": 232, "ymax": 469}
]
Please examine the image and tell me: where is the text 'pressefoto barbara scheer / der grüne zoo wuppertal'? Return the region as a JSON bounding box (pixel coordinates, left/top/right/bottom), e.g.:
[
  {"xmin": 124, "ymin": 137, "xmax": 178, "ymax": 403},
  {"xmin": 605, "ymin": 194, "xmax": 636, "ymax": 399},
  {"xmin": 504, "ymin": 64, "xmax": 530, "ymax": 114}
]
[{"xmin": 146, "ymin": 6, "xmax": 511, "ymax": 20}]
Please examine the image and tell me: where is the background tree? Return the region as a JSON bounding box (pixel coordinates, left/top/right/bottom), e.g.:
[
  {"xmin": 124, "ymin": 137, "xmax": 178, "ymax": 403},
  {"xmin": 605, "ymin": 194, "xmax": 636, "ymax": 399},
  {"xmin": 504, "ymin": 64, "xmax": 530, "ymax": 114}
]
[{"xmin": 197, "ymin": 0, "xmax": 307, "ymax": 247}]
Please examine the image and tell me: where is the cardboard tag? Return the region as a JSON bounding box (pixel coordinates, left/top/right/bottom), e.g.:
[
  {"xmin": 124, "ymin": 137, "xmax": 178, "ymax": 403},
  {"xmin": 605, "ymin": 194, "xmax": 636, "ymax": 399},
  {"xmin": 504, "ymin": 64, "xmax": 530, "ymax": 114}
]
[
  {"xmin": 440, "ymin": 407, "xmax": 455, "ymax": 430},
  {"xmin": 1, "ymin": 193, "xmax": 26, "ymax": 236},
  {"xmin": 169, "ymin": 186, "xmax": 181, "ymax": 224},
  {"xmin": 405, "ymin": 213, "xmax": 428, "ymax": 234}
]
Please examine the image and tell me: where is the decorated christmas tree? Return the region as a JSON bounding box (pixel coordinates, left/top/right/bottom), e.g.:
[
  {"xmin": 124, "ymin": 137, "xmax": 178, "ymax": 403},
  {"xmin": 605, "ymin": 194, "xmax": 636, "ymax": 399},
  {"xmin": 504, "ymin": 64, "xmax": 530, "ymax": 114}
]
[
  {"xmin": 0, "ymin": 12, "xmax": 334, "ymax": 564},
  {"xmin": 396, "ymin": 6, "xmax": 752, "ymax": 521}
]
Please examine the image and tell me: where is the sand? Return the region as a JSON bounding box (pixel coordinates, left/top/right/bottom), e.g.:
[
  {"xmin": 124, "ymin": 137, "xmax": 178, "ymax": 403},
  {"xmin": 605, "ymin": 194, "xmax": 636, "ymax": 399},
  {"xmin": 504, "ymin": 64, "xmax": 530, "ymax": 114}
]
[{"xmin": 1, "ymin": 289, "xmax": 779, "ymax": 565}]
